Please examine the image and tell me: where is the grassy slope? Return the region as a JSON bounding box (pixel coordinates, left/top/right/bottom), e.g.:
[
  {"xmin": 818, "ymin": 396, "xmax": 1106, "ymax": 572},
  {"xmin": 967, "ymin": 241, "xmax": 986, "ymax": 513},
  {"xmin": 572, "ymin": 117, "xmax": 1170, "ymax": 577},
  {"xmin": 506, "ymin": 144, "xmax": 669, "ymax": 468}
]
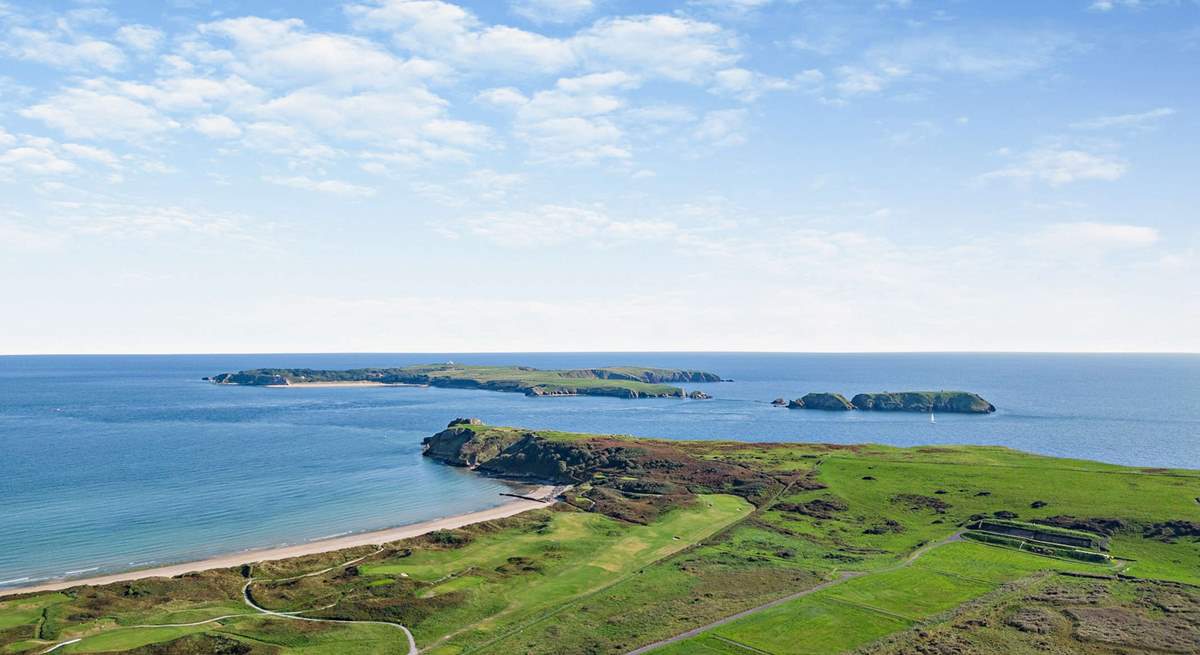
[
  {"xmin": 2, "ymin": 430, "xmax": 1196, "ymax": 655},
  {"xmin": 409, "ymin": 495, "xmax": 751, "ymax": 654}
]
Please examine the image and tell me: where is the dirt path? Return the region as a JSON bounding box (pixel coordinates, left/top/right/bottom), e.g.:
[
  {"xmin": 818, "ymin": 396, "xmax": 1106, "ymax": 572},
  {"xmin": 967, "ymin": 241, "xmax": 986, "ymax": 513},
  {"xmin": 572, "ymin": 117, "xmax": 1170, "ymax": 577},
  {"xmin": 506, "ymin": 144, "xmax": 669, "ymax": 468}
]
[
  {"xmin": 623, "ymin": 530, "xmax": 964, "ymax": 655},
  {"xmin": 241, "ymin": 579, "xmax": 418, "ymax": 655}
]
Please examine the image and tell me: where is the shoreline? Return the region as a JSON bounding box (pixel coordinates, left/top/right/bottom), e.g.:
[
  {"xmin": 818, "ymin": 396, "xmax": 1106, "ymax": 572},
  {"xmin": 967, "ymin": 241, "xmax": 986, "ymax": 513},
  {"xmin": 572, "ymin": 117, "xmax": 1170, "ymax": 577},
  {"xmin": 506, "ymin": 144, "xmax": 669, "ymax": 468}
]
[
  {"xmin": 263, "ymin": 381, "xmax": 423, "ymax": 388},
  {"xmin": 0, "ymin": 486, "xmax": 559, "ymax": 598}
]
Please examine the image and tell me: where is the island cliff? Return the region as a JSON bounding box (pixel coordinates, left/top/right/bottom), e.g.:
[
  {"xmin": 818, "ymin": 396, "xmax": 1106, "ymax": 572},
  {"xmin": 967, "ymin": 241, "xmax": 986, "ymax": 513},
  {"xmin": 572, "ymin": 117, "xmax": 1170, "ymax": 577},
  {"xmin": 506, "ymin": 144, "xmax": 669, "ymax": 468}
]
[
  {"xmin": 208, "ymin": 364, "xmax": 723, "ymax": 399},
  {"xmin": 787, "ymin": 392, "xmax": 854, "ymax": 411},
  {"xmin": 780, "ymin": 390, "xmax": 995, "ymax": 413},
  {"xmin": 851, "ymin": 391, "xmax": 995, "ymax": 413}
]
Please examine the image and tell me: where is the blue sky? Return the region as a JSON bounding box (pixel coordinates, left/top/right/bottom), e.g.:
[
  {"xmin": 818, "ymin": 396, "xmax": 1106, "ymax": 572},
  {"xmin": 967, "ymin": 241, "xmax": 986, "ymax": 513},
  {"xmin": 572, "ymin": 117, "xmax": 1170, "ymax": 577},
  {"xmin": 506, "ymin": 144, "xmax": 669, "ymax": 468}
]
[{"xmin": 1, "ymin": 0, "xmax": 1196, "ymax": 353}]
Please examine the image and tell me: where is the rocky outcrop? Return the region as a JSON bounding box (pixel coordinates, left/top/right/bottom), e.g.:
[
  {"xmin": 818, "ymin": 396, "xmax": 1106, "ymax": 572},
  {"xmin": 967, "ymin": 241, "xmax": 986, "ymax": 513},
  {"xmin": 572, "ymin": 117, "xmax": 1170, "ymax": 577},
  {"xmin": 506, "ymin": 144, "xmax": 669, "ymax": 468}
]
[
  {"xmin": 421, "ymin": 420, "xmax": 530, "ymax": 469},
  {"xmin": 771, "ymin": 398, "xmax": 787, "ymax": 406},
  {"xmin": 851, "ymin": 391, "xmax": 995, "ymax": 413},
  {"xmin": 421, "ymin": 420, "xmax": 621, "ymax": 483},
  {"xmin": 688, "ymin": 390, "xmax": 712, "ymax": 399},
  {"xmin": 787, "ymin": 393, "xmax": 854, "ymax": 411}
]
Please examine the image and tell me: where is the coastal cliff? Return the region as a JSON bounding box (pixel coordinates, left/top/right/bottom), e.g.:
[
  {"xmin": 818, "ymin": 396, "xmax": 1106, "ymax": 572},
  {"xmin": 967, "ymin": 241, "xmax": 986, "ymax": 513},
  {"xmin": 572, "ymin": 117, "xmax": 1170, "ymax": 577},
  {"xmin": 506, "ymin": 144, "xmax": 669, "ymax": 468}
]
[
  {"xmin": 208, "ymin": 364, "xmax": 723, "ymax": 399},
  {"xmin": 780, "ymin": 390, "xmax": 996, "ymax": 413}
]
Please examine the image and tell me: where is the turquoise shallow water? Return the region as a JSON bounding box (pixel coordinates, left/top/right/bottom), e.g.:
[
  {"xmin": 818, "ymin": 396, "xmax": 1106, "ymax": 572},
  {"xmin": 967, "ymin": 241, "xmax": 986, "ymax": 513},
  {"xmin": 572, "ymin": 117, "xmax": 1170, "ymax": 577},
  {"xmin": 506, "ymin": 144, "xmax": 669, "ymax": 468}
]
[{"xmin": 1, "ymin": 353, "xmax": 1197, "ymax": 588}]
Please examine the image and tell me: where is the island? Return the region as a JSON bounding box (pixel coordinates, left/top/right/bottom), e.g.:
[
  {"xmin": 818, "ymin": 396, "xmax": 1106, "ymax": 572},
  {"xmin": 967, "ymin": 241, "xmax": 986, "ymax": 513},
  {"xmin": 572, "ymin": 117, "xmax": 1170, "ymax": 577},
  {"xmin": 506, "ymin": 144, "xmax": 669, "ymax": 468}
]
[
  {"xmin": 779, "ymin": 390, "xmax": 996, "ymax": 413},
  {"xmin": 206, "ymin": 364, "xmax": 723, "ymax": 399},
  {"xmin": 3, "ymin": 420, "xmax": 1195, "ymax": 655}
]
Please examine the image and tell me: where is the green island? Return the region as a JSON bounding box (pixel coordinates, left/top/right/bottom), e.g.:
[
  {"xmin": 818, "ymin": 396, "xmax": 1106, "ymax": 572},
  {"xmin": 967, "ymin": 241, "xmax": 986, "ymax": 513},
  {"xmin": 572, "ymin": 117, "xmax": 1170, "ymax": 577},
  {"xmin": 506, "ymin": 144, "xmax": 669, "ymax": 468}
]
[
  {"xmin": 776, "ymin": 390, "xmax": 997, "ymax": 413},
  {"xmin": 2, "ymin": 420, "xmax": 1198, "ymax": 654},
  {"xmin": 206, "ymin": 365, "xmax": 723, "ymax": 399}
]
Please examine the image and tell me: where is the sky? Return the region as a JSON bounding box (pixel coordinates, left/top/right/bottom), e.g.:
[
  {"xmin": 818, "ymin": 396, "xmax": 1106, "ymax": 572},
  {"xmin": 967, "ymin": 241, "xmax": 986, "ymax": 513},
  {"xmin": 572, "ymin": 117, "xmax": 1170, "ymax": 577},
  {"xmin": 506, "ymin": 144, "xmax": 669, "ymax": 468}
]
[{"xmin": 0, "ymin": 0, "xmax": 1197, "ymax": 354}]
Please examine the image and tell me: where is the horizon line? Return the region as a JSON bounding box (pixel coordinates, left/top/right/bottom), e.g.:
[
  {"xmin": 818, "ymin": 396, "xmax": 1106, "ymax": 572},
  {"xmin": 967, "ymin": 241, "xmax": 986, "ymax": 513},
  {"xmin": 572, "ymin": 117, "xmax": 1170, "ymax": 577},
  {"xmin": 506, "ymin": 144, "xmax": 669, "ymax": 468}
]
[{"xmin": 2, "ymin": 350, "xmax": 1197, "ymax": 357}]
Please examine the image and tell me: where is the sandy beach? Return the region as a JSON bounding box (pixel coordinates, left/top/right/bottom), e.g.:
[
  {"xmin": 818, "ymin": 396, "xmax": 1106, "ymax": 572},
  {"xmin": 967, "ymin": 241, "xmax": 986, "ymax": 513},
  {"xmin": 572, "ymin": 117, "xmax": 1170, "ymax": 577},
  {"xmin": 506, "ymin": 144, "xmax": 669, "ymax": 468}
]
[{"xmin": 1, "ymin": 486, "xmax": 559, "ymax": 598}]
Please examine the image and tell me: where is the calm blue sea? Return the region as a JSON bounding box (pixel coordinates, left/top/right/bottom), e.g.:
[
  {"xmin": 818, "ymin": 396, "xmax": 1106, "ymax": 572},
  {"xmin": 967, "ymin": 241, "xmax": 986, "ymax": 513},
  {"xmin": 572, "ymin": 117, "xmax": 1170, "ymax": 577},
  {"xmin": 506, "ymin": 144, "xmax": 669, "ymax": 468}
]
[{"xmin": 1, "ymin": 353, "xmax": 1197, "ymax": 588}]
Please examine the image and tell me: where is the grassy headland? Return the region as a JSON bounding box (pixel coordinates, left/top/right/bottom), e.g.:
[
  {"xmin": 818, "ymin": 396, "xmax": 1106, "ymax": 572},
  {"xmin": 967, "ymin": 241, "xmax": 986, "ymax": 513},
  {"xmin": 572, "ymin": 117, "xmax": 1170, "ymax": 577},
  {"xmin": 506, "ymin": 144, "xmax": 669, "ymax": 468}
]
[
  {"xmin": 206, "ymin": 365, "xmax": 723, "ymax": 399},
  {"xmin": 2, "ymin": 422, "xmax": 1196, "ymax": 654}
]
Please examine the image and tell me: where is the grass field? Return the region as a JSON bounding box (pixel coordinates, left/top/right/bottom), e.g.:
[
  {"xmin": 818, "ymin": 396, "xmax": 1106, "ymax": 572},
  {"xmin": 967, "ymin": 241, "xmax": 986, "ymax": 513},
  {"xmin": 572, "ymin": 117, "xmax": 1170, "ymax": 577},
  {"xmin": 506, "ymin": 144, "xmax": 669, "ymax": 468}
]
[
  {"xmin": 651, "ymin": 541, "xmax": 1110, "ymax": 655},
  {"xmin": 2, "ymin": 425, "xmax": 1196, "ymax": 655}
]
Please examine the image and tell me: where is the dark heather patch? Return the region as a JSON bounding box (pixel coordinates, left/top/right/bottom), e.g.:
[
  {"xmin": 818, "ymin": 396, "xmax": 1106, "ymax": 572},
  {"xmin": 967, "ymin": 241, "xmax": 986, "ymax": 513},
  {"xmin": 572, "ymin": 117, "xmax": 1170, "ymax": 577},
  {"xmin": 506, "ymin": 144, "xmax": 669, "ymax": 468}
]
[{"xmin": 891, "ymin": 493, "xmax": 951, "ymax": 513}]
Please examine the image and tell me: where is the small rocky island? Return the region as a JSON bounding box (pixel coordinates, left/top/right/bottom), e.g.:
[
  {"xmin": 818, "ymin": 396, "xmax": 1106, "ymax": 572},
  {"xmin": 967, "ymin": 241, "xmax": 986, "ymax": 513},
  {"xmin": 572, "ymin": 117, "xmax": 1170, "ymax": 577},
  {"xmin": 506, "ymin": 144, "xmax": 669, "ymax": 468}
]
[
  {"xmin": 775, "ymin": 390, "xmax": 995, "ymax": 413},
  {"xmin": 206, "ymin": 364, "xmax": 722, "ymax": 399}
]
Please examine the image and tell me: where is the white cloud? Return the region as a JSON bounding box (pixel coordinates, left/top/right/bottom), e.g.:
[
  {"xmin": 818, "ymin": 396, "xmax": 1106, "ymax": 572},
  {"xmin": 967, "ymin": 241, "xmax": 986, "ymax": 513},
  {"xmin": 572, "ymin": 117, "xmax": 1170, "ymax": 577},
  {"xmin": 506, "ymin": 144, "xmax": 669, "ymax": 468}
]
[
  {"xmin": 0, "ymin": 132, "xmax": 128, "ymax": 179},
  {"xmin": 21, "ymin": 87, "xmax": 179, "ymax": 140},
  {"xmin": 830, "ymin": 30, "xmax": 1078, "ymax": 98},
  {"xmin": 112, "ymin": 75, "xmax": 264, "ymax": 113},
  {"xmin": 263, "ymin": 175, "xmax": 377, "ymax": 197},
  {"xmin": 511, "ymin": 0, "xmax": 595, "ymax": 24},
  {"xmin": 520, "ymin": 116, "xmax": 630, "ymax": 163},
  {"xmin": 1071, "ymin": 107, "xmax": 1176, "ymax": 130},
  {"xmin": 346, "ymin": 0, "xmax": 576, "ymax": 74},
  {"xmin": 1, "ymin": 26, "xmax": 126, "ymax": 71},
  {"xmin": 1089, "ymin": 0, "xmax": 1147, "ymax": 11},
  {"xmin": 573, "ymin": 15, "xmax": 740, "ymax": 83},
  {"xmin": 1030, "ymin": 222, "xmax": 1160, "ymax": 252},
  {"xmin": 254, "ymin": 88, "xmax": 489, "ymax": 160},
  {"xmin": 192, "ymin": 114, "xmax": 242, "ymax": 138},
  {"xmin": 711, "ymin": 67, "xmax": 819, "ymax": 102},
  {"xmin": 476, "ymin": 87, "xmax": 530, "ymax": 108},
  {"xmin": 0, "ymin": 145, "xmax": 78, "ymax": 175},
  {"xmin": 348, "ymin": 2, "xmax": 740, "ymax": 82},
  {"xmin": 835, "ymin": 66, "xmax": 887, "ymax": 95},
  {"xmin": 870, "ymin": 31, "xmax": 1076, "ymax": 78},
  {"xmin": 457, "ymin": 204, "xmax": 680, "ymax": 247},
  {"xmin": 115, "ymin": 25, "xmax": 164, "ymax": 52},
  {"xmin": 688, "ymin": 0, "xmax": 774, "ymax": 18},
  {"xmin": 480, "ymin": 72, "xmax": 641, "ymax": 163},
  {"xmin": 60, "ymin": 143, "xmax": 121, "ymax": 168},
  {"xmin": 693, "ymin": 109, "xmax": 747, "ymax": 147},
  {"xmin": 242, "ymin": 121, "xmax": 337, "ymax": 160},
  {"xmin": 981, "ymin": 148, "xmax": 1128, "ymax": 186},
  {"xmin": 197, "ymin": 16, "xmax": 445, "ymax": 90},
  {"xmin": 57, "ymin": 202, "xmax": 262, "ymax": 241}
]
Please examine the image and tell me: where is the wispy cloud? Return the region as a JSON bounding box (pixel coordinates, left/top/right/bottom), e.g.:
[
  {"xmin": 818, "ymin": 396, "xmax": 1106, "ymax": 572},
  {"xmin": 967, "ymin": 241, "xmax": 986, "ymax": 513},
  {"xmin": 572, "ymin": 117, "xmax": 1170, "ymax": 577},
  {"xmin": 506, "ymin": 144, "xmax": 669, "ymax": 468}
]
[
  {"xmin": 981, "ymin": 147, "xmax": 1127, "ymax": 186},
  {"xmin": 263, "ymin": 175, "xmax": 377, "ymax": 197},
  {"xmin": 1071, "ymin": 107, "xmax": 1176, "ymax": 130}
]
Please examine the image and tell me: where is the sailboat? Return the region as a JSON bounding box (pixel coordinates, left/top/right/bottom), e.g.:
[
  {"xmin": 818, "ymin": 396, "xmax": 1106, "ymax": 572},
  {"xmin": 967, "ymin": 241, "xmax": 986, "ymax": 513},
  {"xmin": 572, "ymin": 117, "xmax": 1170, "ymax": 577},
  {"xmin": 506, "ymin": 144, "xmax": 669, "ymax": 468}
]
[{"xmin": 929, "ymin": 409, "xmax": 936, "ymax": 424}]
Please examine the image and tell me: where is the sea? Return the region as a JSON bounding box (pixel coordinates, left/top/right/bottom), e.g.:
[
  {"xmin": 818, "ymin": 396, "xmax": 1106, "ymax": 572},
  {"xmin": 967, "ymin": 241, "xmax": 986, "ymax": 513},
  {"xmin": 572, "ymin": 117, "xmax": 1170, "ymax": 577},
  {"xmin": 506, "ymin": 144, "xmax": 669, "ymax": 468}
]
[{"xmin": 1, "ymin": 353, "xmax": 1197, "ymax": 589}]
